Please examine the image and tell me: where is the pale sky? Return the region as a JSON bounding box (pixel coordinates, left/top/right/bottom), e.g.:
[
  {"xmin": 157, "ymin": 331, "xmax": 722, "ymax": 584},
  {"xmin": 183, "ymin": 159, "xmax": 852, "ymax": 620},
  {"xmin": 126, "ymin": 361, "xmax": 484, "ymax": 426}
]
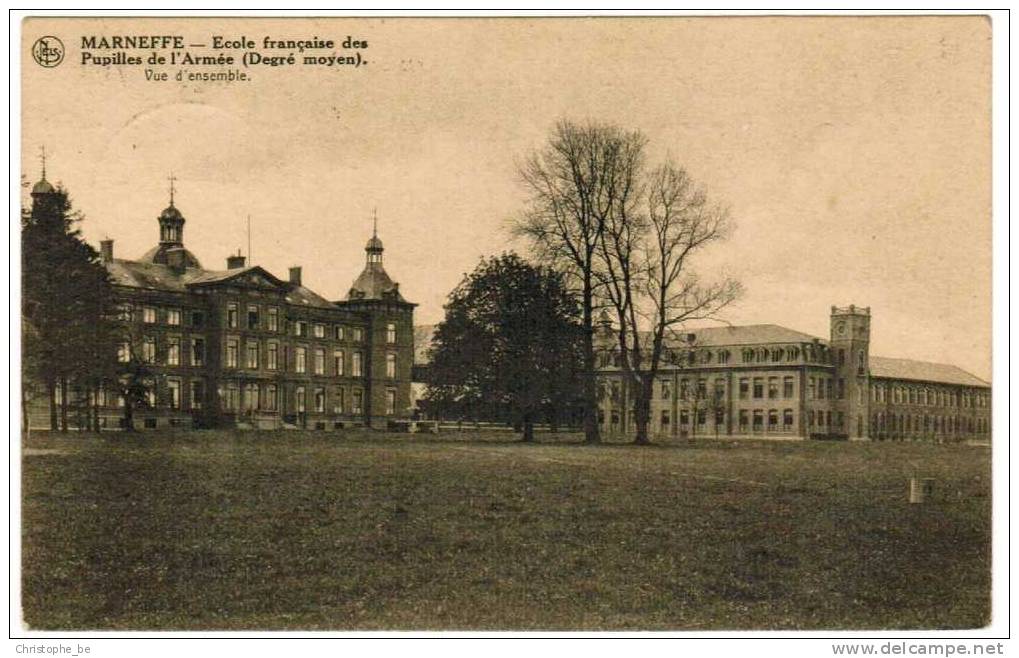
[{"xmin": 22, "ymin": 16, "xmax": 992, "ymax": 380}]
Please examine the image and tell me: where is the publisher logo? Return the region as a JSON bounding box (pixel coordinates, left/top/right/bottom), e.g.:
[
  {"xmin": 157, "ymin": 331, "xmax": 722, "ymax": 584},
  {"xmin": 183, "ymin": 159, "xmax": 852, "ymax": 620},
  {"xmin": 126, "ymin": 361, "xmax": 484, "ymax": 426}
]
[{"xmin": 32, "ymin": 36, "xmax": 64, "ymax": 68}]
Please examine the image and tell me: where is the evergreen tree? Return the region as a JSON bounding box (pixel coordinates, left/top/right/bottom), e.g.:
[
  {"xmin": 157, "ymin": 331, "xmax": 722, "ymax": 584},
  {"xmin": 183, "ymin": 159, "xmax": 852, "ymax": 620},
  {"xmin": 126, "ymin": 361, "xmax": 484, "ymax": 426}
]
[{"xmin": 22, "ymin": 184, "xmax": 117, "ymax": 432}]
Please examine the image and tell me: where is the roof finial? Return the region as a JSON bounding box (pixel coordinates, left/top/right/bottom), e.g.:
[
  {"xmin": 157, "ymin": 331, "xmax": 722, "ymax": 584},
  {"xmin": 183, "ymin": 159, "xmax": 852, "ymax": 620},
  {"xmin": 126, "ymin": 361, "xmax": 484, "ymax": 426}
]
[
  {"xmin": 168, "ymin": 172, "xmax": 177, "ymax": 206},
  {"xmin": 372, "ymin": 207, "xmax": 378, "ymax": 238},
  {"xmin": 40, "ymin": 145, "xmax": 47, "ymax": 181}
]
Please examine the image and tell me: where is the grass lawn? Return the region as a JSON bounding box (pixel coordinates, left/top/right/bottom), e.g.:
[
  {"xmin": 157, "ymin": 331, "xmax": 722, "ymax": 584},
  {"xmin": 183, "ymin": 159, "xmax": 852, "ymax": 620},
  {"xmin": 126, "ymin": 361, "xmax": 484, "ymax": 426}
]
[{"xmin": 21, "ymin": 430, "xmax": 990, "ymax": 631}]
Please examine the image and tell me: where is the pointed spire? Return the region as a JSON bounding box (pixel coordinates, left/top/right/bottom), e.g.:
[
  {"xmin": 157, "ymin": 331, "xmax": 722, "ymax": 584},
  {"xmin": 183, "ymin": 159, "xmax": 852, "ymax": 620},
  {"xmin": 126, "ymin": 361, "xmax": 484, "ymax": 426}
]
[
  {"xmin": 167, "ymin": 172, "xmax": 177, "ymax": 206},
  {"xmin": 40, "ymin": 145, "xmax": 47, "ymax": 181},
  {"xmin": 372, "ymin": 207, "xmax": 378, "ymax": 238}
]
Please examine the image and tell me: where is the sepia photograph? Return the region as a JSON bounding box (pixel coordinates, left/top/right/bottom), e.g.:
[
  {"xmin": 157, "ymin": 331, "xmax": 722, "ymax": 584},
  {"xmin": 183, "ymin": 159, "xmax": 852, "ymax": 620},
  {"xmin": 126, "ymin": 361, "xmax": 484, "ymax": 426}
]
[{"xmin": 12, "ymin": 10, "xmax": 1003, "ymax": 643}]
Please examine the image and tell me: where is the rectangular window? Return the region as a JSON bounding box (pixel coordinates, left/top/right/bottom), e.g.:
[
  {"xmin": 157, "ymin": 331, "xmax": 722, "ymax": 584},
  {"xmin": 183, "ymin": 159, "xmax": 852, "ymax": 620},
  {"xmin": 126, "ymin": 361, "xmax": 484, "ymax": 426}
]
[
  {"xmin": 739, "ymin": 410, "xmax": 749, "ymax": 432},
  {"xmin": 715, "ymin": 408, "xmax": 725, "ymax": 426},
  {"xmin": 809, "ymin": 377, "xmax": 816, "ymax": 400},
  {"xmin": 334, "ymin": 325, "xmax": 344, "ymax": 340},
  {"xmin": 227, "ymin": 303, "xmax": 238, "ymax": 329},
  {"xmin": 313, "ymin": 323, "xmax": 325, "ymax": 338},
  {"xmin": 295, "ymin": 347, "xmax": 307, "ymax": 373},
  {"xmin": 753, "ymin": 378, "xmax": 764, "ymax": 399},
  {"xmin": 386, "ymin": 353, "xmax": 396, "ymax": 379},
  {"xmin": 334, "ymin": 350, "xmax": 344, "ymax": 376},
  {"xmin": 783, "ymin": 376, "xmax": 794, "ymax": 399},
  {"xmin": 837, "ymin": 378, "xmax": 845, "ymax": 400},
  {"xmin": 660, "ymin": 379, "xmax": 671, "ymax": 400},
  {"xmin": 352, "ymin": 327, "xmax": 364, "ymax": 342},
  {"xmin": 351, "ymin": 352, "xmax": 363, "ymax": 377},
  {"xmin": 768, "ymin": 377, "xmax": 778, "ymax": 399},
  {"xmin": 661, "ymin": 409, "xmax": 670, "ymax": 427},
  {"xmin": 118, "ymin": 341, "xmax": 131, "ymax": 363},
  {"xmin": 246, "ymin": 341, "xmax": 259, "ymax": 369},
  {"xmin": 167, "ymin": 309, "xmax": 181, "ymax": 326},
  {"xmin": 679, "ymin": 379, "xmax": 688, "ymax": 400},
  {"xmin": 680, "ymin": 409, "xmax": 689, "ymax": 426},
  {"xmin": 696, "ymin": 379, "xmax": 707, "ymax": 400},
  {"xmin": 191, "ymin": 337, "xmax": 205, "ymax": 366},
  {"xmin": 768, "ymin": 409, "xmax": 779, "ymax": 430},
  {"xmin": 247, "ymin": 305, "xmax": 259, "ymax": 330},
  {"xmin": 166, "ymin": 336, "xmax": 180, "ymax": 366},
  {"xmin": 818, "ymin": 379, "xmax": 826, "ymax": 400},
  {"xmin": 753, "ymin": 410, "xmax": 763, "ymax": 431},
  {"xmin": 267, "ymin": 342, "xmax": 278, "ymax": 370},
  {"xmin": 226, "ymin": 338, "xmax": 239, "ymax": 368},
  {"xmin": 314, "ymin": 348, "xmax": 325, "ymax": 375},
  {"xmin": 118, "ymin": 304, "xmax": 134, "ymax": 322},
  {"xmin": 191, "ymin": 310, "xmax": 205, "ymax": 328},
  {"xmin": 697, "ymin": 409, "xmax": 707, "ymax": 426},
  {"xmin": 190, "ymin": 380, "xmax": 204, "ymax": 410},
  {"xmin": 333, "ymin": 387, "xmax": 345, "ymax": 413},
  {"xmin": 352, "ymin": 389, "xmax": 363, "ymax": 414},
  {"xmin": 268, "ymin": 307, "xmax": 279, "ymax": 332},
  {"xmin": 386, "ymin": 389, "xmax": 397, "ymax": 415},
  {"xmin": 783, "ymin": 409, "xmax": 794, "ymax": 430},
  {"xmin": 167, "ymin": 379, "xmax": 180, "ymax": 410},
  {"xmin": 264, "ymin": 384, "xmax": 277, "ymax": 411},
  {"xmin": 315, "ymin": 387, "xmax": 326, "ymax": 413},
  {"xmin": 386, "ymin": 323, "xmax": 397, "ymax": 344},
  {"xmin": 714, "ymin": 380, "xmax": 725, "ymax": 400},
  {"xmin": 295, "ymin": 321, "xmax": 307, "ymax": 337},
  {"xmin": 143, "ymin": 336, "xmax": 156, "ymax": 363},
  {"xmin": 143, "ymin": 306, "xmax": 156, "ymax": 324},
  {"xmin": 295, "ymin": 386, "xmax": 306, "ymax": 413},
  {"xmin": 739, "ymin": 378, "xmax": 749, "ymax": 400},
  {"xmin": 243, "ymin": 384, "xmax": 259, "ymax": 412}
]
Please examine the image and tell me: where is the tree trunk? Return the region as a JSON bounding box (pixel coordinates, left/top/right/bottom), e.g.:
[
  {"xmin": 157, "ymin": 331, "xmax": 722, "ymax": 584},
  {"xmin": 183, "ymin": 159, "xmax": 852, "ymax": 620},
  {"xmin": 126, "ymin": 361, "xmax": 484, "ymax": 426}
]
[
  {"xmin": 48, "ymin": 381, "xmax": 57, "ymax": 431},
  {"xmin": 520, "ymin": 412, "xmax": 535, "ymax": 443},
  {"xmin": 59, "ymin": 378, "xmax": 68, "ymax": 433},
  {"xmin": 123, "ymin": 398, "xmax": 134, "ymax": 432},
  {"xmin": 92, "ymin": 388, "xmax": 101, "ymax": 433},
  {"xmin": 22, "ymin": 386, "xmax": 30, "ymax": 436},
  {"xmin": 581, "ymin": 272, "xmax": 600, "ymax": 445},
  {"xmin": 632, "ymin": 380, "xmax": 653, "ymax": 445}
]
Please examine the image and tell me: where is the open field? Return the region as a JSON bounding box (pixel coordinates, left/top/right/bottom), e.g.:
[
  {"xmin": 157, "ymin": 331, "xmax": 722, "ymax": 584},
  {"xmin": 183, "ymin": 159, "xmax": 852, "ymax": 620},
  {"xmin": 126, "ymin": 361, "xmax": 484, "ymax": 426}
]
[{"xmin": 21, "ymin": 430, "xmax": 990, "ymax": 630}]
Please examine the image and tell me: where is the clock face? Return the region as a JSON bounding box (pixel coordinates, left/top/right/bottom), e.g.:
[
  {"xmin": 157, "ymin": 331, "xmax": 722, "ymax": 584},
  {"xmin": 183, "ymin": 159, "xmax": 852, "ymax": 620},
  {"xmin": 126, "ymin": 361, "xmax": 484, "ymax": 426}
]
[{"xmin": 836, "ymin": 321, "xmax": 846, "ymax": 335}]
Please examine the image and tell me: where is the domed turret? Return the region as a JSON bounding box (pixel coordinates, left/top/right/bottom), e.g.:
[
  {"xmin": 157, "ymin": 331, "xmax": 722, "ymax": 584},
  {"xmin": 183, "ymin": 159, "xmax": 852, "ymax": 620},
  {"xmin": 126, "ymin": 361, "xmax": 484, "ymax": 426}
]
[
  {"xmin": 139, "ymin": 173, "xmax": 202, "ymax": 270},
  {"xmin": 30, "ymin": 147, "xmax": 56, "ymax": 198},
  {"xmin": 346, "ymin": 211, "xmax": 405, "ymax": 302}
]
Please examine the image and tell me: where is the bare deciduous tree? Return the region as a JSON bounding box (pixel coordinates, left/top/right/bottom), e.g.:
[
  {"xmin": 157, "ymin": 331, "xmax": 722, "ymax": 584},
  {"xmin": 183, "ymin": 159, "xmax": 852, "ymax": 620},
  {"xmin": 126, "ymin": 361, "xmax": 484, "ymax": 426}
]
[
  {"xmin": 598, "ymin": 160, "xmax": 742, "ymax": 445},
  {"xmin": 513, "ymin": 120, "xmax": 647, "ymax": 444}
]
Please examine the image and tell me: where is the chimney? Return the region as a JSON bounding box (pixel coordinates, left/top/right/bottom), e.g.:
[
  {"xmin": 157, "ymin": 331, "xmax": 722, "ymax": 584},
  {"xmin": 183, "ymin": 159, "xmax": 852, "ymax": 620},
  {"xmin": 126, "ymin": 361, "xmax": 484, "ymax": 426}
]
[
  {"xmin": 99, "ymin": 239, "xmax": 113, "ymax": 264},
  {"xmin": 227, "ymin": 254, "xmax": 246, "ymax": 269},
  {"xmin": 166, "ymin": 247, "xmax": 187, "ymax": 273},
  {"xmin": 289, "ymin": 266, "xmax": 302, "ymax": 286}
]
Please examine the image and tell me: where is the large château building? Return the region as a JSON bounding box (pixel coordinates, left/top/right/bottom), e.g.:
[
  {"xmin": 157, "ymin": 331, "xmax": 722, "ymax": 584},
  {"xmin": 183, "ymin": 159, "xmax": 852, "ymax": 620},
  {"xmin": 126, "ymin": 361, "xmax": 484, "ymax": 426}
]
[
  {"xmin": 26, "ymin": 172, "xmax": 416, "ymax": 430},
  {"xmin": 593, "ymin": 306, "xmax": 992, "ymax": 442}
]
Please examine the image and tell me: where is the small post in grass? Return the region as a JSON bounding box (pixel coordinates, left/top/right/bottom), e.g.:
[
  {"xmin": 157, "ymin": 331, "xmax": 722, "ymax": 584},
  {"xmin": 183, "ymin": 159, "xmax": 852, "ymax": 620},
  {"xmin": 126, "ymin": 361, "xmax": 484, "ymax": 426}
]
[{"xmin": 909, "ymin": 477, "xmax": 935, "ymax": 504}]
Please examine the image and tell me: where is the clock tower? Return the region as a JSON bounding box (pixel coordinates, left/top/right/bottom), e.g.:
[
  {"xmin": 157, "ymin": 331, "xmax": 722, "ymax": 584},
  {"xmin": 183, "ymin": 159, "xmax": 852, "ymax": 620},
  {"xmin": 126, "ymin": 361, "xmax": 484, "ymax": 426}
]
[{"xmin": 830, "ymin": 305, "xmax": 871, "ymax": 440}]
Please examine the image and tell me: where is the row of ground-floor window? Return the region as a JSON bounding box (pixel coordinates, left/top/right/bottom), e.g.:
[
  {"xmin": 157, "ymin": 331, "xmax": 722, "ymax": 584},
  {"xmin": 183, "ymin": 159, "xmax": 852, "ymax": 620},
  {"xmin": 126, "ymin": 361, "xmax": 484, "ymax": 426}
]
[
  {"xmin": 599, "ymin": 406, "xmax": 822, "ymax": 437},
  {"xmin": 35, "ymin": 377, "xmax": 401, "ymax": 429},
  {"xmin": 869, "ymin": 410, "xmax": 990, "ymax": 440},
  {"xmin": 600, "ymin": 404, "xmax": 990, "ymax": 440}
]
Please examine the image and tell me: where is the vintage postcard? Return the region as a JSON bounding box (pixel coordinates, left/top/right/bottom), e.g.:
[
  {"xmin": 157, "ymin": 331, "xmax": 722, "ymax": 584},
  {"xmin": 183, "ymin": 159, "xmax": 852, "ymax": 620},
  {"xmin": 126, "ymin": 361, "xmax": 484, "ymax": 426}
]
[{"xmin": 15, "ymin": 13, "xmax": 998, "ymax": 639}]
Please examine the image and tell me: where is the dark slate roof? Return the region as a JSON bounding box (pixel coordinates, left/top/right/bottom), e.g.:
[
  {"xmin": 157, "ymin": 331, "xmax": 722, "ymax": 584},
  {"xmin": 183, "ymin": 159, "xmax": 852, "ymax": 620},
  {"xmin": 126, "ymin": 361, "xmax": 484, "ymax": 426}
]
[
  {"xmin": 347, "ymin": 262, "xmax": 406, "ymax": 302},
  {"xmin": 106, "ymin": 259, "xmax": 199, "ymax": 292},
  {"xmin": 139, "ymin": 244, "xmax": 203, "ymax": 269},
  {"xmin": 106, "ymin": 258, "xmax": 337, "ymax": 309},
  {"xmin": 663, "ymin": 324, "xmax": 823, "ymax": 348},
  {"xmin": 869, "ymin": 356, "xmax": 990, "ymax": 388}
]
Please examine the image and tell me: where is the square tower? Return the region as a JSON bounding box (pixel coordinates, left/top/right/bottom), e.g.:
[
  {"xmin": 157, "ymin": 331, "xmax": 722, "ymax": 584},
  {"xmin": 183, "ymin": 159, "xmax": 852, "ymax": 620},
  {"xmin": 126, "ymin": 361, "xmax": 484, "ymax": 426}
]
[{"xmin": 830, "ymin": 305, "xmax": 871, "ymax": 439}]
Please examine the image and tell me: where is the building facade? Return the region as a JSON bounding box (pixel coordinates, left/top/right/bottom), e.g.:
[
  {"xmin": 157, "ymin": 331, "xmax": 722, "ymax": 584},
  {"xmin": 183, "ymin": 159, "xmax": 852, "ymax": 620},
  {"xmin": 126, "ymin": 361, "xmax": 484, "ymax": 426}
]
[
  {"xmin": 594, "ymin": 306, "xmax": 991, "ymax": 442},
  {"xmin": 26, "ymin": 175, "xmax": 415, "ymax": 431}
]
